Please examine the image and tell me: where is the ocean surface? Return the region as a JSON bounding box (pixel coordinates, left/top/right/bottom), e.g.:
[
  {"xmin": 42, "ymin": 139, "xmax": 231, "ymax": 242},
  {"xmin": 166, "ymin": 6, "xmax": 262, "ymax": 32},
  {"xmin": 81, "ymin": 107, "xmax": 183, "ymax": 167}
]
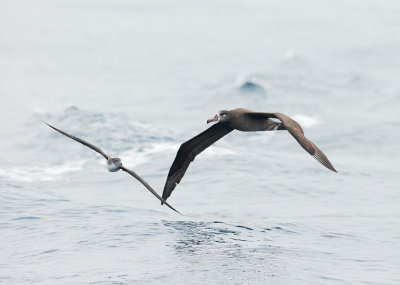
[{"xmin": 1, "ymin": 0, "xmax": 400, "ymax": 284}]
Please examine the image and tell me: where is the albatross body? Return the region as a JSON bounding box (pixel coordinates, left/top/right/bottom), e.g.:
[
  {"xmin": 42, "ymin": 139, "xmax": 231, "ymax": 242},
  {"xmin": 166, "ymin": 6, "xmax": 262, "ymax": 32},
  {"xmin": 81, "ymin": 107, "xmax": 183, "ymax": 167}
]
[
  {"xmin": 43, "ymin": 122, "xmax": 180, "ymax": 214},
  {"xmin": 162, "ymin": 108, "xmax": 337, "ymax": 203}
]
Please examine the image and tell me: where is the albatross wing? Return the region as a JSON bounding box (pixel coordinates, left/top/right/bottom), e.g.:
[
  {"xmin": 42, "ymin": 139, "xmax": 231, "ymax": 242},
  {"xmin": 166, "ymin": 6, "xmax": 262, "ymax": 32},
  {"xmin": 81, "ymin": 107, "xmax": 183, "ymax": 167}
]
[
  {"xmin": 245, "ymin": 112, "xmax": 337, "ymax": 172},
  {"xmin": 162, "ymin": 123, "xmax": 234, "ymax": 203}
]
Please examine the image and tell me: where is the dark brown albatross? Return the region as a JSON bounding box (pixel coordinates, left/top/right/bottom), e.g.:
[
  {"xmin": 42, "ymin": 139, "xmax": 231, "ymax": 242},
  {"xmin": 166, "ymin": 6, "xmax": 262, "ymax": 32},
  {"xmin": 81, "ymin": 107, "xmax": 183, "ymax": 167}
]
[
  {"xmin": 42, "ymin": 121, "xmax": 180, "ymax": 214},
  {"xmin": 161, "ymin": 108, "xmax": 337, "ymax": 203}
]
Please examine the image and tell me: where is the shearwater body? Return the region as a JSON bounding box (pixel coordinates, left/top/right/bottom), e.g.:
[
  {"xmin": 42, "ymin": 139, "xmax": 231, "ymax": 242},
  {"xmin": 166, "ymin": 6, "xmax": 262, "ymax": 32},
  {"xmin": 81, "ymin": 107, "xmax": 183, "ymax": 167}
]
[{"xmin": 1, "ymin": 0, "xmax": 399, "ymax": 284}]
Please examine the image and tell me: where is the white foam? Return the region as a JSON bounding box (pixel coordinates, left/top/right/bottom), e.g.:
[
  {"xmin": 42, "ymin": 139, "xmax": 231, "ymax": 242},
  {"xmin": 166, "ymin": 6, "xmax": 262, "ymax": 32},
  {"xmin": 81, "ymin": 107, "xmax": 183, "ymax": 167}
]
[
  {"xmin": 0, "ymin": 160, "xmax": 86, "ymax": 182},
  {"xmin": 292, "ymin": 114, "xmax": 320, "ymax": 128},
  {"xmin": 119, "ymin": 142, "xmax": 180, "ymax": 167},
  {"xmin": 200, "ymin": 145, "xmax": 235, "ymax": 158}
]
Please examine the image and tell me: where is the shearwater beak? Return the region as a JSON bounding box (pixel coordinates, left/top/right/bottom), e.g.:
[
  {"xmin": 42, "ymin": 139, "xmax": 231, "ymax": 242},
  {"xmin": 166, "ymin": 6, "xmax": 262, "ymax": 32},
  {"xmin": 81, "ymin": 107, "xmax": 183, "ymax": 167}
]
[{"xmin": 207, "ymin": 114, "xmax": 219, "ymax": 124}]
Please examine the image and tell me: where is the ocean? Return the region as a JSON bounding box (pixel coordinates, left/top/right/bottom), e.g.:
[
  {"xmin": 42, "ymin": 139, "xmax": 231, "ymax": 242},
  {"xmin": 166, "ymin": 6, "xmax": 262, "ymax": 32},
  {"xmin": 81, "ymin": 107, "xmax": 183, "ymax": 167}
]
[{"xmin": 1, "ymin": 0, "xmax": 399, "ymax": 284}]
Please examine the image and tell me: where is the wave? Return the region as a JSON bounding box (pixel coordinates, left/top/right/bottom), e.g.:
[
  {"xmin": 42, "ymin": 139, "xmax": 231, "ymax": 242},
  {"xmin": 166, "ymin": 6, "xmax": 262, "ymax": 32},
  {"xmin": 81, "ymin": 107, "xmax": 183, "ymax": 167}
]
[
  {"xmin": 292, "ymin": 114, "xmax": 320, "ymax": 128},
  {"xmin": 0, "ymin": 160, "xmax": 86, "ymax": 182}
]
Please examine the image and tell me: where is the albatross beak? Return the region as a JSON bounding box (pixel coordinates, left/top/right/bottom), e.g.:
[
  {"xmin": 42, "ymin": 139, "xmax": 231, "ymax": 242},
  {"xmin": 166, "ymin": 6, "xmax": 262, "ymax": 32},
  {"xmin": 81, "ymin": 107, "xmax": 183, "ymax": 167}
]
[{"xmin": 207, "ymin": 114, "xmax": 219, "ymax": 124}]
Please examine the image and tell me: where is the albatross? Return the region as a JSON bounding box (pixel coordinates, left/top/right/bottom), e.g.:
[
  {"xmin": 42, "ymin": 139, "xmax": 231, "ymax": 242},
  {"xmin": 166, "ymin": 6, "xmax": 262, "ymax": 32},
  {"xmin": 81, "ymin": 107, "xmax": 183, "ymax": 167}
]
[
  {"xmin": 43, "ymin": 121, "xmax": 180, "ymax": 214},
  {"xmin": 161, "ymin": 108, "xmax": 337, "ymax": 203}
]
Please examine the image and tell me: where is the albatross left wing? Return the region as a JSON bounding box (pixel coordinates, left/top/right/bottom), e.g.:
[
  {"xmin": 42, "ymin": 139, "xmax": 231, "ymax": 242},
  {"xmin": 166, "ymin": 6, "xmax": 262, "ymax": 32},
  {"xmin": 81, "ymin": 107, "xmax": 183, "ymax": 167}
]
[
  {"xmin": 245, "ymin": 112, "xmax": 337, "ymax": 172},
  {"xmin": 119, "ymin": 166, "xmax": 181, "ymax": 214},
  {"xmin": 162, "ymin": 122, "xmax": 234, "ymax": 203}
]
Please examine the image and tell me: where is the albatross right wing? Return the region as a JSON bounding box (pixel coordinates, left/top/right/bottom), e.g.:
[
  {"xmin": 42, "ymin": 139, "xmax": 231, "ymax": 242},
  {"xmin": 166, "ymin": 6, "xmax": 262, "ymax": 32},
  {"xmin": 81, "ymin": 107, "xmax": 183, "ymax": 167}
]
[
  {"xmin": 245, "ymin": 112, "xmax": 337, "ymax": 172},
  {"xmin": 43, "ymin": 121, "xmax": 110, "ymax": 160},
  {"xmin": 162, "ymin": 122, "xmax": 234, "ymax": 203}
]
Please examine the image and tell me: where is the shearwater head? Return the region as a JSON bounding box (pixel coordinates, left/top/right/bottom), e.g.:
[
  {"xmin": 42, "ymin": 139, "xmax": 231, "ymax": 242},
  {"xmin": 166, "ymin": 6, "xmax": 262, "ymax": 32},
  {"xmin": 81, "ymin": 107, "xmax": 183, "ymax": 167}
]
[
  {"xmin": 107, "ymin": 157, "xmax": 122, "ymax": 172},
  {"xmin": 43, "ymin": 121, "xmax": 181, "ymax": 214}
]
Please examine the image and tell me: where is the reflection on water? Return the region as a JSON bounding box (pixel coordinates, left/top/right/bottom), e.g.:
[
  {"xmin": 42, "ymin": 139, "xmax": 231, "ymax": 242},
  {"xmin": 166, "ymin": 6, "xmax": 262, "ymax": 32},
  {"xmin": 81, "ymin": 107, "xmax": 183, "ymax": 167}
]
[
  {"xmin": 1, "ymin": 0, "xmax": 400, "ymax": 282},
  {"xmin": 162, "ymin": 220, "xmax": 291, "ymax": 283},
  {"xmin": 164, "ymin": 220, "xmax": 242, "ymax": 252}
]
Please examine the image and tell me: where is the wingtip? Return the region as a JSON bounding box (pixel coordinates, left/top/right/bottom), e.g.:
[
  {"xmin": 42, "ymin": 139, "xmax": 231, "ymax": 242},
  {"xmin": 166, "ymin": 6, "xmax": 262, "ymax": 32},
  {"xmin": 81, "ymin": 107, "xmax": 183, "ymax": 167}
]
[
  {"xmin": 41, "ymin": 120, "xmax": 54, "ymax": 129},
  {"xmin": 174, "ymin": 209, "xmax": 183, "ymax": 216},
  {"xmin": 325, "ymin": 162, "xmax": 337, "ymax": 173},
  {"xmin": 165, "ymin": 203, "xmax": 183, "ymax": 215},
  {"xmin": 159, "ymin": 194, "xmax": 180, "ymax": 212},
  {"xmin": 327, "ymin": 161, "xmax": 338, "ymax": 173},
  {"xmin": 311, "ymin": 149, "xmax": 338, "ymax": 174},
  {"xmin": 161, "ymin": 198, "xmax": 182, "ymax": 215},
  {"xmin": 161, "ymin": 192, "xmax": 169, "ymax": 205}
]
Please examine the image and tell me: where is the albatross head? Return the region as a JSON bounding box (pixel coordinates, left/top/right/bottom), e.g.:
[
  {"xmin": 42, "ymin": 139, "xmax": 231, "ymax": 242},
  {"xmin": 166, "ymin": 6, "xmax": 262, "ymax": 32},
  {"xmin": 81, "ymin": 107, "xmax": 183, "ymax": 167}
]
[
  {"xmin": 107, "ymin": 157, "xmax": 122, "ymax": 172},
  {"xmin": 207, "ymin": 110, "xmax": 230, "ymax": 124}
]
